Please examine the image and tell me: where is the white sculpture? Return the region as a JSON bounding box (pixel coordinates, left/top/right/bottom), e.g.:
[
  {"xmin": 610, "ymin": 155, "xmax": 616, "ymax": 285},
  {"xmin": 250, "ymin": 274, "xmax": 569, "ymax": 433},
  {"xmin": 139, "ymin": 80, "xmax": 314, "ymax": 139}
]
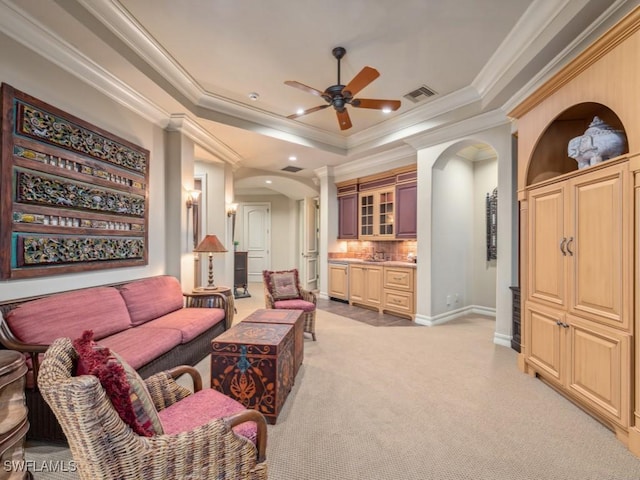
[{"xmin": 568, "ymin": 116, "xmax": 626, "ymax": 169}]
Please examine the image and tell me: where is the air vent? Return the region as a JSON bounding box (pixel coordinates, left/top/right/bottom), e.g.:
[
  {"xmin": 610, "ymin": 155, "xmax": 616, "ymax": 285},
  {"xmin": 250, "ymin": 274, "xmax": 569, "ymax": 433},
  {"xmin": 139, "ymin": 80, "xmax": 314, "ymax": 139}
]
[
  {"xmin": 403, "ymin": 85, "xmax": 437, "ymax": 103},
  {"xmin": 281, "ymin": 166, "xmax": 303, "ymax": 173}
]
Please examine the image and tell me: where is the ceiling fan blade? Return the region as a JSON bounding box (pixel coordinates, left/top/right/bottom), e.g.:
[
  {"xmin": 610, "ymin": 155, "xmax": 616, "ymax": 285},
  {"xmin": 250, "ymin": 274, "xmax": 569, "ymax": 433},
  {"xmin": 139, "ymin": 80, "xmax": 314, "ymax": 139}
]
[
  {"xmin": 352, "ymin": 98, "xmax": 401, "ymax": 111},
  {"xmin": 336, "ymin": 109, "xmax": 352, "ymax": 130},
  {"xmin": 287, "ymin": 104, "xmax": 330, "ymax": 119},
  {"xmin": 284, "ymin": 80, "xmax": 326, "ymax": 97},
  {"xmin": 342, "ymin": 66, "xmax": 380, "ymax": 97}
]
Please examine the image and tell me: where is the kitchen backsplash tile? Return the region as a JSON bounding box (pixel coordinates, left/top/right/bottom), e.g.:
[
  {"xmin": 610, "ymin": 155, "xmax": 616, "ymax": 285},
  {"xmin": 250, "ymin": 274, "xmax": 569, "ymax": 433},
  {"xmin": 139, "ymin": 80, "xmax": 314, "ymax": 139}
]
[{"xmin": 329, "ymin": 240, "xmax": 417, "ymax": 262}]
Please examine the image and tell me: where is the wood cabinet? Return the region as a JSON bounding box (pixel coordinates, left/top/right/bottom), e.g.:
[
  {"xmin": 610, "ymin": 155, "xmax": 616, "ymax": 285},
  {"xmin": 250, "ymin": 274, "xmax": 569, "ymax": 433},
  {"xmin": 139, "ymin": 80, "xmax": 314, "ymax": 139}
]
[
  {"xmin": 525, "ymin": 157, "xmax": 632, "ymax": 433},
  {"xmin": 359, "ymin": 188, "xmax": 395, "ymax": 240},
  {"xmin": 525, "ymin": 303, "xmax": 630, "ymax": 427},
  {"xmin": 528, "ymin": 163, "xmax": 629, "ymax": 330},
  {"xmin": 328, "ymin": 263, "xmax": 349, "ymax": 300},
  {"xmin": 336, "ymin": 166, "xmax": 416, "ymax": 241},
  {"xmin": 510, "ymin": 8, "xmax": 640, "ymax": 454},
  {"xmin": 382, "ymin": 266, "xmax": 415, "ymax": 318},
  {"xmin": 338, "ymin": 193, "xmax": 358, "ymax": 240},
  {"xmin": 349, "ymin": 264, "xmax": 383, "ymax": 309},
  {"xmin": 395, "ymin": 181, "xmax": 417, "ymax": 239},
  {"xmin": 348, "ymin": 263, "xmax": 416, "ymax": 319},
  {"xmin": 233, "ymin": 251, "xmax": 250, "ymax": 298}
]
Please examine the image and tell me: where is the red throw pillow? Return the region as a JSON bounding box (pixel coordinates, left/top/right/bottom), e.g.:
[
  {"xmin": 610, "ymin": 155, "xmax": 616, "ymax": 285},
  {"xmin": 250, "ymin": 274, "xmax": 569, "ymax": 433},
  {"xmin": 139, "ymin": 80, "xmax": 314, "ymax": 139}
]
[{"xmin": 73, "ymin": 330, "xmax": 161, "ymax": 437}]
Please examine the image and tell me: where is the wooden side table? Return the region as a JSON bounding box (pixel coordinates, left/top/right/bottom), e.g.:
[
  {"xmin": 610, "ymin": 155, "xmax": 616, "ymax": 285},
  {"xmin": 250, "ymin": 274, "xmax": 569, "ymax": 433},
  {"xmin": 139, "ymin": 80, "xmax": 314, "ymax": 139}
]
[
  {"xmin": 211, "ymin": 322, "xmax": 295, "ymax": 424},
  {"xmin": 241, "ymin": 309, "xmax": 304, "ymax": 377},
  {"xmin": 190, "ymin": 286, "xmax": 235, "ymax": 329},
  {"xmin": 0, "ymin": 351, "xmax": 31, "ymax": 480}
]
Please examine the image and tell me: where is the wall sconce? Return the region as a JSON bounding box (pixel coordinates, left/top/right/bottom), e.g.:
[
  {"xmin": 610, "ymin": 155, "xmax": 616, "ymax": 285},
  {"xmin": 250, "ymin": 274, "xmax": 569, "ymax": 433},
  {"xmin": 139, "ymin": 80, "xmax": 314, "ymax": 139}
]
[
  {"xmin": 226, "ymin": 203, "xmax": 238, "ymax": 217},
  {"xmin": 186, "ymin": 190, "xmax": 201, "ymax": 248},
  {"xmin": 226, "ymin": 203, "xmax": 238, "ymax": 241}
]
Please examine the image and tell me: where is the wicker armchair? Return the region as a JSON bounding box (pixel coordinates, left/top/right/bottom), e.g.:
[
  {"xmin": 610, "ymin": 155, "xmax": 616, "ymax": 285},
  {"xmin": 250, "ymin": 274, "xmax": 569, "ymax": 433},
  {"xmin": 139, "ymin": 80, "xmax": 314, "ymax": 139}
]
[
  {"xmin": 38, "ymin": 337, "xmax": 268, "ymax": 480},
  {"xmin": 263, "ymin": 269, "xmax": 317, "ymax": 341}
]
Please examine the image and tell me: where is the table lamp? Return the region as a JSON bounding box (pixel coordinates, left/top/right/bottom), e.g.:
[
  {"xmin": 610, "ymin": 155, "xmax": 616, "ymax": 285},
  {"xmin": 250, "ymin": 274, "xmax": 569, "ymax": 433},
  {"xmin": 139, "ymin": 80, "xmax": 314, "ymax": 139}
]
[{"xmin": 194, "ymin": 234, "xmax": 227, "ymax": 289}]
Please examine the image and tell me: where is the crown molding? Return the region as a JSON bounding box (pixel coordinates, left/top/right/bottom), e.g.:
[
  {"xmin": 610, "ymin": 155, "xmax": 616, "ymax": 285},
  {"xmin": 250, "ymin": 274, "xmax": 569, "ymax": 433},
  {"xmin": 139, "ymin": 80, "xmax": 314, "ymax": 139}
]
[
  {"xmin": 167, "ymin": 114, "xmax": 243, "ymax": 167},
  {"xmin": 0, "ymin": 0, "xmax": 169, "ymax": 126},
  {"xmin": 79, "ymin": 0, "xmax": 350, "ymax": 152},
  {"xmin": 404, "ymin": 109, "xmax": 510, "ymax": 151},
  {"xmin": 473, "ymin": 0, "xmax": 576, "ymax": 99},
  {"xmin": 347, "ymin": 86, "xmax": 481, "ymax": 153},
  {"xmin": 506, "ymin": 0, "xmax": 639, "ymax": 118},
  {"xmin": 78, "ymin": 0, "xmax": 204, "ymax": 104},
  {"xmin": 332, "ymin": 145, "xmax": 416, "ymax": 182}
]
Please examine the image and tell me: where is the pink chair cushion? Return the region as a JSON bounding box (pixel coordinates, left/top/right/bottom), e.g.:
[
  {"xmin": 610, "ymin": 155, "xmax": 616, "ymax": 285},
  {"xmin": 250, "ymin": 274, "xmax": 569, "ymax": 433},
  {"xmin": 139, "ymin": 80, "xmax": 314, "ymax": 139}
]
[
  {"xmin": 119, "ymin": 276, "xmax": 184, "ymax": 326},
  {"xmin": 97, "ymin": 327, "xmax": 182, "ymax": 370},
  {"xmin": 274, "ymin": 299, "xmax": 316, "ymax": 312},
  {"xmin": 5, "ymin": 287, "xmax": 131, "ymax": 344},
  {"xmin": 158, "ymin": 388, "xmax": 257, "ymax": 443},
  {"xmin": 138, "ymin": 307, "xmax": 225, "ymax": 343},
  {"xmin": 263, "ymin": 269, "xmax": 302, "ymax": 300}
]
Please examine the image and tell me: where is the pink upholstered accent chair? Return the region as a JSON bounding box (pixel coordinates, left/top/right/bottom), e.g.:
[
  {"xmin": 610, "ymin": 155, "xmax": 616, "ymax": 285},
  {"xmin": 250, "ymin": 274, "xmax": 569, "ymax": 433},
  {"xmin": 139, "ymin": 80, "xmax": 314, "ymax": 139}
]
[{"xmin": 262, "ymin": 269, "xmax": 317, "ymax": 341}]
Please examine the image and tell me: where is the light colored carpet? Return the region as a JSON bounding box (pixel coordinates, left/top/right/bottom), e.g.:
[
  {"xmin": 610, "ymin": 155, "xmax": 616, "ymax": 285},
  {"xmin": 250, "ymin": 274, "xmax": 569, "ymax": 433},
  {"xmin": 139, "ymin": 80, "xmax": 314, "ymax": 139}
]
[{"xmin": 23, "ymin": 294, "xmax": 640, "ymax": 479}]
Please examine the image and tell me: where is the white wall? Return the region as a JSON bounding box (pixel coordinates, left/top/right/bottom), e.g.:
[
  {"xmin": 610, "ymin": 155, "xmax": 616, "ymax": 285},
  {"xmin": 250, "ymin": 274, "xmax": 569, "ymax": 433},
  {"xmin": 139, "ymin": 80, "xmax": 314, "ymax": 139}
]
[
  {"xmin": 431, "ymin": 156, "xmax": 474, "ymax": 315},
  {"xmin": 472, "ymin": 158, "xmax": 498, "ymax": 308},
  {"xmin": 413, "ymin": 119, "xmax": 514, "ymax": 347},
  {"xmin": 0, "ymin": 32, "xmax": 169, "ymax": 301},
  {"xmin": 195, "ymin": 161, "xmax": 233, "ymax": 288}
]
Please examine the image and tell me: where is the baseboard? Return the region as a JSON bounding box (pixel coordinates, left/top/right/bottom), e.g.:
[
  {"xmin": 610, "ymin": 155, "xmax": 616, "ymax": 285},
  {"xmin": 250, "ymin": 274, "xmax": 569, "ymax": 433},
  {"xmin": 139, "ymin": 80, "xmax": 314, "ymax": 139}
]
[
  {"xmin": 415, "ymin": 305, "xmax": 496, "ymax": 326},
  {"xmin": 493, "ymin": 332, "xmax": 512, "ymax": 348}
]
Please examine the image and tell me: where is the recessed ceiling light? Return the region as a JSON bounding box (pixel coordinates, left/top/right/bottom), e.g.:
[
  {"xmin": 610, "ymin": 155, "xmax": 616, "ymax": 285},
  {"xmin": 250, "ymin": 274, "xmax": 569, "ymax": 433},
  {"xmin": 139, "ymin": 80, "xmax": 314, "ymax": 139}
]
[
  {"xmin": 265, "ymin": 180, "xmax": 272, "ymax": 184},
  {"xmin": 382, "ymin": 107, "xmax": 392, "ymax": 114},
  {"xmin": 289, "ymin": 156, "xmax": 297, "ymax": 161},
  {"xmin": 296, "ymin": 108, "xmax": 304, "ymax": 115},
  {"xmin": 248, "ymin": 92, "xmax": 259, "ymax": 101}
]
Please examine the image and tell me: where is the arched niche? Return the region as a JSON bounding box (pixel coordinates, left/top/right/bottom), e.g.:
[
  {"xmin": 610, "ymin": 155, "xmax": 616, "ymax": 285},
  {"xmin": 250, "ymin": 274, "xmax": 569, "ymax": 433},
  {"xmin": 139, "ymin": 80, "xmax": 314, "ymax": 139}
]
[{"xmin": 526, "ymin": 103, "xmax": 628, "ymax": 186}]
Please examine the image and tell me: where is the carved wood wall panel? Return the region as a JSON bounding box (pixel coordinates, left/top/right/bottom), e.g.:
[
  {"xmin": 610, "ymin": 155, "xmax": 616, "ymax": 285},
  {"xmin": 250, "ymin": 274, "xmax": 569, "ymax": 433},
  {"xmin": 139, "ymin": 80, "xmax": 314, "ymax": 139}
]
[{"xmin": 0, "ymin": 84, "xmax": 150, "ymax": 279}]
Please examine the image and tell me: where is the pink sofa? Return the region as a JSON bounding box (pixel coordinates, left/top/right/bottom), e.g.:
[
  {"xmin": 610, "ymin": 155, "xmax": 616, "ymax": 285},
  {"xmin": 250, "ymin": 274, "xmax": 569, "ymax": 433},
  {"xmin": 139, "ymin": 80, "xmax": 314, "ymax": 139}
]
[{"xmin": 0, "ymin": 275, "xmax": 228, "ymax": 441}]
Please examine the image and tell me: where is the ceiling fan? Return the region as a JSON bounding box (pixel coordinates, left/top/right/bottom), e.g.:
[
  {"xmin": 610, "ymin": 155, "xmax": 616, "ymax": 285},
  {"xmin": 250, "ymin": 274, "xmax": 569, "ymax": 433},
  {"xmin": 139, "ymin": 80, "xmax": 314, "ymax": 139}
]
[{"xmin": 284, "ymin": 47, "xmax": 401, "ymax": 131}]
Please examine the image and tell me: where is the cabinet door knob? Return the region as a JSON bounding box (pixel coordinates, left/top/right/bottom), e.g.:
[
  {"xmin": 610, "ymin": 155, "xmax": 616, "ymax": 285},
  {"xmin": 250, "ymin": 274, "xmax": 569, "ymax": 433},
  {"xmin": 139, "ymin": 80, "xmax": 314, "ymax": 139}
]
[
  {"xmin": 560, "ymin": 237, "xmax": 567, "ymax": 256},
  {"xmin": 566, "ymin": 237, "xmax": 574, "ymax": 256}
]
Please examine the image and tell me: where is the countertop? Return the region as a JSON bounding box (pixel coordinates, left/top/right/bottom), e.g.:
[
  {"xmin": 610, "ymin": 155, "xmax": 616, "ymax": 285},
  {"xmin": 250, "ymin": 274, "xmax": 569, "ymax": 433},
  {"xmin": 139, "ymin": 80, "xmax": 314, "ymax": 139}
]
[{"xmin": 328, "ymin": 258, "xmax": 417, "ymax": 268}]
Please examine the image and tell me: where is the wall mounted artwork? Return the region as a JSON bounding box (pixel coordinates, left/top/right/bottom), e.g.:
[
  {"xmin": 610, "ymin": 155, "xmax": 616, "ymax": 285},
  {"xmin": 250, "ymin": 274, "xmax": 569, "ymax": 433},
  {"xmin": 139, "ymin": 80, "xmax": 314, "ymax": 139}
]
[
  {"xmin": 486, "ymin": 187, "xmax": 497, "ymax": 261},
  {"xmin": 0, "ymin": 84, "xmax": 149, "ymax": 279}
]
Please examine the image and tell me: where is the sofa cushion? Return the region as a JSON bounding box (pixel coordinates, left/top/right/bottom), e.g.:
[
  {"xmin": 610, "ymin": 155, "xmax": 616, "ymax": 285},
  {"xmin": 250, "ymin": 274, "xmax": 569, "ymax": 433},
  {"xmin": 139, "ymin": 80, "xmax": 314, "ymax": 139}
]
[
  {"xmin": 119, "ymin": 276, "xmax": 184, "ymax": 326},
  {"xmin": 5, "ymin": 287, "xmax": 131, "ymax": 344},
  {"xmin": 274, "ymin": 299, "xmax": 316, "ymax": 312},
  {"xmin": 138, "ymin": 308, "xmax": 225, "ymax": 343},
  {"xmin": 73, "ymin": 331, "xmax": 163, "ymax": 437},
  {"xmin": 263, "ymin": 269, "xmax": 302, "ymax": 300},
  {"xmin": 158, "ymin": 388, "xmax": 256, "ymax": 443},
  {"xmin": 97, "ymin": 327, "xmax": 182, "ymax": 370}
]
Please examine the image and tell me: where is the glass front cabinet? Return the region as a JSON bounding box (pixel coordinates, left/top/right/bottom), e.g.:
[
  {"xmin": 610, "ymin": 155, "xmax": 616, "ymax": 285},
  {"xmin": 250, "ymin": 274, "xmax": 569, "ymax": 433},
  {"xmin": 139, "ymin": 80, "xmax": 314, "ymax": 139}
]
[{"xmin": 359, "ymin": 188, "xmax": 395, "ymax": 239}]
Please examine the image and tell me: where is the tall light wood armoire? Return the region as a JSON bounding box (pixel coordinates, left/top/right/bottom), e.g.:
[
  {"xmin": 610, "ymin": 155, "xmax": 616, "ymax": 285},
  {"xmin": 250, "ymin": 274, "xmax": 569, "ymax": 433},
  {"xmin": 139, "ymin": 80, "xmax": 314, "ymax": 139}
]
[{"xmin": 509, "ymin": 6, "xmax": 640, "ymax": 457}]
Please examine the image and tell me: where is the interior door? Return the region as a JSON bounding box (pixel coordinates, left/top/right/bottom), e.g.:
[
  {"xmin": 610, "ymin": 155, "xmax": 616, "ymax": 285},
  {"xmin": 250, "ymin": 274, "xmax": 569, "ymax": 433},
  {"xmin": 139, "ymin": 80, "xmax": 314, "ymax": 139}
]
[
  {"xmin": 243, "ymin": 203, "xmax": 271, "ymax": 283},
  {"xmin": 300, "ymin": 197, "xmax": 318, "ymax": 291}
]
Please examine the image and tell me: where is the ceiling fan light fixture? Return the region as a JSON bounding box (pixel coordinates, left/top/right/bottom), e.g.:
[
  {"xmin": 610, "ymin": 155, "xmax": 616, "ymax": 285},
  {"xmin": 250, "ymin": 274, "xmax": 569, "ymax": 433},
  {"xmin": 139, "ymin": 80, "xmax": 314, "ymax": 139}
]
[{"xmin": 284, "ymin": 47, "xmax": 400, "ymax": 130}]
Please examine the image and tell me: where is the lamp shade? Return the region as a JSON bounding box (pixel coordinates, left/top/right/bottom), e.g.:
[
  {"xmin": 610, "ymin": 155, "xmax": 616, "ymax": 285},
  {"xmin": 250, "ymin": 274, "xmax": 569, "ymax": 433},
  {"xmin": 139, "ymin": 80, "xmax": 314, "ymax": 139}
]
[{"xmin": 194, "ymin": 235, "xmax": 227, "ymax": 253}]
